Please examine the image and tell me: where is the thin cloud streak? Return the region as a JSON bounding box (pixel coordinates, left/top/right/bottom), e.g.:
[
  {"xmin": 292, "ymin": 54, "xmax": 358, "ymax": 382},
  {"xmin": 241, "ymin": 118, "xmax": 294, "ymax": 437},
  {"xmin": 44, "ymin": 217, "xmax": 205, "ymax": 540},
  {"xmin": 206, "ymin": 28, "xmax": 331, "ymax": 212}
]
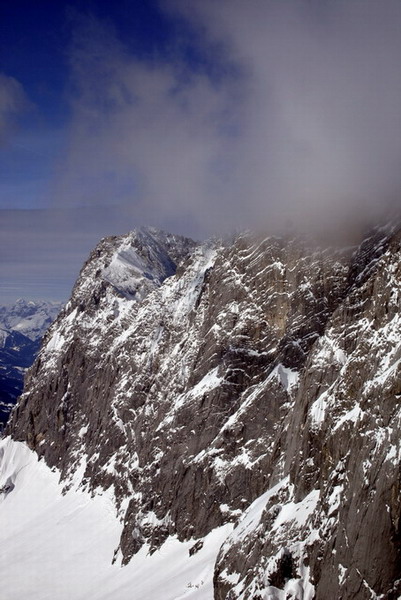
[
  {"xmin": 0, "ymin": 73, "xmax": 31, "ymax": 145},
  {"xmin": 0, "ymin": 207, "xmax": 145, "ymax": 303}
]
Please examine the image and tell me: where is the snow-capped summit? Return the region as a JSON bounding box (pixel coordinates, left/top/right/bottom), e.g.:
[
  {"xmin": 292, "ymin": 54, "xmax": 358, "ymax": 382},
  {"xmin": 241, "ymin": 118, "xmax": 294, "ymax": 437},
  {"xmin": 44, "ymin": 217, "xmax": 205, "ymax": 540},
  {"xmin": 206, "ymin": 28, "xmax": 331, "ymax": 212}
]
[{"xmin": 75, "ymin": 226, "xmax": 197, "ymax": 303}]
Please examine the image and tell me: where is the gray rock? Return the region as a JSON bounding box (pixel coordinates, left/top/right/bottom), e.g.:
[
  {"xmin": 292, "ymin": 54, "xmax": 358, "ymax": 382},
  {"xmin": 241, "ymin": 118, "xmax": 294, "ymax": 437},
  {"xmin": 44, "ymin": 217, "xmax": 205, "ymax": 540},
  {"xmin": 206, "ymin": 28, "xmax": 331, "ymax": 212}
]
[{"xmin": 7, "ymin": 223, "xmax": 401, "ymax": 599}]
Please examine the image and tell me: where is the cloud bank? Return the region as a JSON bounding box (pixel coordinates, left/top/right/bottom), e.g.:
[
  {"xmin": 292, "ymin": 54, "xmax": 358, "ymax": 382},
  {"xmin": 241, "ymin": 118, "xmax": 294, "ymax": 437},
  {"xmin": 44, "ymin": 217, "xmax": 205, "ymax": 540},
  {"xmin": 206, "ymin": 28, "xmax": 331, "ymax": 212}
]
[{"xmin": 49, "ymin": 1, "xmax": 401, "ymax": 238}]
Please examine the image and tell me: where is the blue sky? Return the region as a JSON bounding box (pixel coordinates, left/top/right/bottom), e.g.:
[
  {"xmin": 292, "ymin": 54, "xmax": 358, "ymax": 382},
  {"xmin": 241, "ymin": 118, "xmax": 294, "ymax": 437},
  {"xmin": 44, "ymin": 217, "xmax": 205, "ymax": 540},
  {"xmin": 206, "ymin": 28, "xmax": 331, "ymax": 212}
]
[
  {"xmin": 0, "ymin": 0, "xmax": 205, "ymax": 212},
  {"xmin": 2, "ymin": 1, "xmax": 401, "ymax": 303}
]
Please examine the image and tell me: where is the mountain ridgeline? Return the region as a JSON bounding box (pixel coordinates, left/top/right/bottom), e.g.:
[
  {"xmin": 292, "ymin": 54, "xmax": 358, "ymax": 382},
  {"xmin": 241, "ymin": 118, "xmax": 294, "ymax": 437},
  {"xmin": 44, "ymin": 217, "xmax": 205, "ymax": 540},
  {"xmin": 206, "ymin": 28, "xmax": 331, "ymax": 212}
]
[{"xmin": 7, "ymin": 225, "xmax": 401, "ymax": 599}]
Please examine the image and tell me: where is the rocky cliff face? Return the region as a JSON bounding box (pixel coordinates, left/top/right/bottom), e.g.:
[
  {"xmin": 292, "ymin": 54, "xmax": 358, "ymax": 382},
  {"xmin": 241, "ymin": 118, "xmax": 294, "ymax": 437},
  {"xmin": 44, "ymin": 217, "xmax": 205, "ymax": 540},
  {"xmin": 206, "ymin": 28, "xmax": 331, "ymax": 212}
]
[{"xmin": 7, "ymin": 224, "xmax": 401, "ymax": 599}]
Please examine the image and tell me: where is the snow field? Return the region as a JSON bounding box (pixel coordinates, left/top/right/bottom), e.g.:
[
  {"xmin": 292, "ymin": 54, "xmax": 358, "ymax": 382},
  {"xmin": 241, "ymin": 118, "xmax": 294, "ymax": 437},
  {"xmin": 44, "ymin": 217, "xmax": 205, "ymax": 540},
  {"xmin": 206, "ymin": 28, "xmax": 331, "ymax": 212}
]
[{"xmin": 0, "ymin": 437, "xmax": 232, "ymax": 600}]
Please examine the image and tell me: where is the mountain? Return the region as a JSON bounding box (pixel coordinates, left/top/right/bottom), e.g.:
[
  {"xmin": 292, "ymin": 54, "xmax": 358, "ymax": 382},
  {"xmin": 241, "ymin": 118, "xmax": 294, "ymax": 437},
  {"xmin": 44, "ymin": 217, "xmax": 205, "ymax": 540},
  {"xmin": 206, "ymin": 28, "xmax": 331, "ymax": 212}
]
[
  {"xmin": 0, "ymin": 298, "xmax": 62, "ymax": 341},
  {"xmin": 0, "ymin": 299, "xmax": 62, "ymax": 429},
  {"xmin": 2, "ymin": 224, "xmax": 401, "ymax": 599}
]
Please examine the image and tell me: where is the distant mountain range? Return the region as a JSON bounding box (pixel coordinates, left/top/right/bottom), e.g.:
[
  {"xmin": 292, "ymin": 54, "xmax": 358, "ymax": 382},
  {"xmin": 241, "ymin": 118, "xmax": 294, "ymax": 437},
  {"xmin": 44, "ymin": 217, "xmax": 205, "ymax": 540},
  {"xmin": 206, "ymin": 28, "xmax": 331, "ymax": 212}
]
[{"xmin": 0, "ymin": 299, "xmax": 62, "ymax": 429}]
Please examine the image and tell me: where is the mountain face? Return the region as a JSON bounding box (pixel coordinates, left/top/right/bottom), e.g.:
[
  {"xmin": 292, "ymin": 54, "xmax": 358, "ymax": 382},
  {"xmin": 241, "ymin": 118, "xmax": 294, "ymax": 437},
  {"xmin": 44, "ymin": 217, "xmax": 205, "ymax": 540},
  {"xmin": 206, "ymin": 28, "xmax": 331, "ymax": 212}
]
[
  {"xmin": 5, "ymin": 224, "xmax": 401, "ymax": 599},
  {"xmin": 0, "ymin": 299, "xmax": 62, "ymax": 429}
]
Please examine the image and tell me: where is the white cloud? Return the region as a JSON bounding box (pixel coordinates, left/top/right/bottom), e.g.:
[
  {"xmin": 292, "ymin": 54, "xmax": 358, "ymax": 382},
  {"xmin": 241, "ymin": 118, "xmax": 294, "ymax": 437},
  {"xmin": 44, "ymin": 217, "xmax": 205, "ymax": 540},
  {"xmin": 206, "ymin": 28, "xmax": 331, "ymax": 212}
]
[
  {"xmin": 169, "ymin": 0, "xmax": 401, "ymax": 232},
  {"xmin": 49, "ymin": 2, "xmax": 401, "ymax": 238},
  {"xmin": 49, "ymin": 12, "xmax": 242, "ymax": 237}
]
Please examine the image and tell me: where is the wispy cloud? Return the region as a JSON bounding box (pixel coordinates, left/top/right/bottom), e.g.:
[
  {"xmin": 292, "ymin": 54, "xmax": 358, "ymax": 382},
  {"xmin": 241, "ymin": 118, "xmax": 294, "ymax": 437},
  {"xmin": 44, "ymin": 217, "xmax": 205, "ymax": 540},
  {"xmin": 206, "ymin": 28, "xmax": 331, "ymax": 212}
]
[
  {"xmin": 48, "ymin": 10, "xmax": 242, "ymax": 237},
  {"xmin": 0, "ymin": 73, "xmax": 31, "ymax": 145},
  {"xmin": 0, "ymin": 206, "xmax": 139, "ymax": 303}
]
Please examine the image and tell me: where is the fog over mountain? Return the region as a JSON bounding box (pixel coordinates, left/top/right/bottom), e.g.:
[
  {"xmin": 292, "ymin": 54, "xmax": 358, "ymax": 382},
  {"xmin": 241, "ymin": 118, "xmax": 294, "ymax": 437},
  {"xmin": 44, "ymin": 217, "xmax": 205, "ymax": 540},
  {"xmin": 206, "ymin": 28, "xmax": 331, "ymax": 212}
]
[
  {"xmin": 2, "ymin": 1, "xmax": 401, "ymax": 301},
  {"xmin": 1, "ymin": 3, "xmax": 401, "ymax": 599},
  {"xmin": 53, "ymin": 0, "xmax": 401, "ymax": 233}
]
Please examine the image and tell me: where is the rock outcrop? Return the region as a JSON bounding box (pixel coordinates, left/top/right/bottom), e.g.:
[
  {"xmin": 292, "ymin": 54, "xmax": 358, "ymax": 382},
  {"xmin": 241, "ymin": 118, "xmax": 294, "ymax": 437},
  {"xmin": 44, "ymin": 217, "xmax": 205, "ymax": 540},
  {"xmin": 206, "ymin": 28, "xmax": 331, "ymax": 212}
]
[{"xmin": 7, "ymin": 223, "xmax": 401, "ymax": 599}]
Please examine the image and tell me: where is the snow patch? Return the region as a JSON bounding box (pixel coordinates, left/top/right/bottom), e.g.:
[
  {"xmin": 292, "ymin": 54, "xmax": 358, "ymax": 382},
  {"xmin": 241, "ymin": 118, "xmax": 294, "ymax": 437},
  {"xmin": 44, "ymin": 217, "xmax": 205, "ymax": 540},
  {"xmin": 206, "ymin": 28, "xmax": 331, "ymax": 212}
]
[
  {"xmin": 333, "ymin": 404, "xmax": 363, "ymax": 432},
  {"xmin": 310, "ymin": 391, "xmax": 330, "ymax": 428},
  {"xmin": 270, "ymin": 364, "xmax": 299, "ymax": 393}
]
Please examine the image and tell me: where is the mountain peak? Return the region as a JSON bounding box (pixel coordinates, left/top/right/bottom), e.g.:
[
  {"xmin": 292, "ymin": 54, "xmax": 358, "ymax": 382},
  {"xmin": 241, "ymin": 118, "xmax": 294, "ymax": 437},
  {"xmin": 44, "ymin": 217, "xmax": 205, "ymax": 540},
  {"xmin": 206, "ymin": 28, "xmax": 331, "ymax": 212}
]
[{"xmin": 3, "ymin": 223, "xmax": 401, "ymax": 599}]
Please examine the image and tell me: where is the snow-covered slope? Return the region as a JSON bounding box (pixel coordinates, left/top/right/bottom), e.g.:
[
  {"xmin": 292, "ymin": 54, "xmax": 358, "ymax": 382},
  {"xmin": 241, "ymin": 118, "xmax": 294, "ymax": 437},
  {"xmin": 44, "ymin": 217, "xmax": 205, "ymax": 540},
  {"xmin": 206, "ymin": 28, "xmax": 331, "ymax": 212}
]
[
  {"xmin": 4, "ymin": 223, "xmax": 401, "ymax": 599},
  {"xmin": 0, "ymin": 436, "xmax": 230, "ymax": 600}
]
